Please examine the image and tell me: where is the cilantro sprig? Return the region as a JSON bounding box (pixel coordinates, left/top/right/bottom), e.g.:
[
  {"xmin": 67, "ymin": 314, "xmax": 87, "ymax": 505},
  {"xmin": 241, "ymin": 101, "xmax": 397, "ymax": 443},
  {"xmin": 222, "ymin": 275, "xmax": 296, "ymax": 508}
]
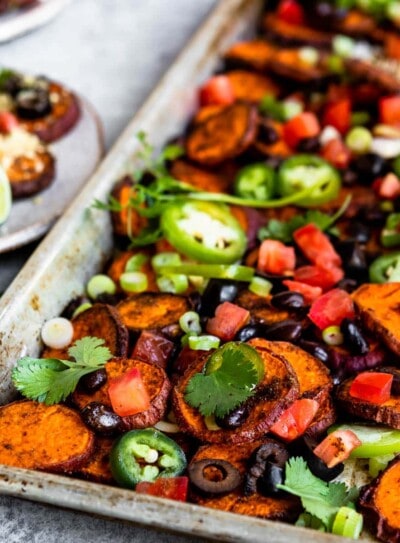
[
  {"xmin": 258, "ymin": 194, "xmax": 352, "ymax": 243},
  {"xmin": 184, "ymin": 343, "xmax": 261, "ymax": 418},
  {"xmin": 12, "ymin": 336, "xmax": 112, "ymax": 405},
  {"xmin": 278, "ymin": 457, "xmax": 359, "ymax": 530}
]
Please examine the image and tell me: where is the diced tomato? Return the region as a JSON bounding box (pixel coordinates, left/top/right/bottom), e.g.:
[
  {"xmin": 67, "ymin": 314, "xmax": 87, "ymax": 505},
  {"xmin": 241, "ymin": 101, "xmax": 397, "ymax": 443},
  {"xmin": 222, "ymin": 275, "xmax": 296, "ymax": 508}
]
[
  {"xmin": 135, "ymin": 477, "xmax": 189, "ymax": 502},
  {"xmin": 385, "ymin": 34, "xmax": 400, "ymax": 61},
  {"xmin": 257, "ymin": 239, "xmax": 296, "ymax": 275},
  {"xmin": 313, "ymin": 430, "xmax": 362, "ymax": 468},
  {"xmin": 283, "ymin": 112, "xmax": 321, "ymax": 149},
  {"xmin": 270, "ymin": 399, "xmax": 319, "ymax": 442},
  {"xmin": 199, "ymin": 75, "xmax": 235, "ymax": 107},
  {"xmin": 294, "ymin": 264, "xmax": 344, "ymax": 291},
  {"xmin": 379, "ymin": 95, "xmax": 400, "ymax": 126},
  {"xmin": 132, "ymin": 331, "xmax": 174, "ymax": 369},
  {"xmin": 320, "ymin": 139, "xmax": 352, "ymax": 170},
  {"xmin": 308, "ymin": 288, "xmax": 355, "ymax": 330},
  {"xmin": 282, "ymin": 280, "xmax": 323, "ymax": 304},
  {"xmin": 293, "ymin": 223, "xmax": 342, "ymax": 268},
  {"xmin": 108, "ymin": 367, "xmax": 151, "ymax": 417},
  {"xmin": 322, "ymin": 99, "xmax": 351, "ymax": 135},
  {"xmin": 376, "ymin": 173, "xmax": 400, "ymax": 199},
  {"xmin": 277, "ymin": 0, "xmax": 305, "ymax": 25},
  {"xmin": 349, "ymin": 372, "xmax": 393, "ymax": 404},
  {"xmin": 206, "ymin": 301, "xmax": 250, "ymax": 341},
  {"xmin": 0, "ymin": 111, "xmax": 18, "ymax": 134}
]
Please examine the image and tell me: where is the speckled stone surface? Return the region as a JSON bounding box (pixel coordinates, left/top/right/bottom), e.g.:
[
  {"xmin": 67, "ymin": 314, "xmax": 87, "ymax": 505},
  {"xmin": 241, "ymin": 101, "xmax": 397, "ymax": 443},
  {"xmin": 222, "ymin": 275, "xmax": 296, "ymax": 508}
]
[{"xmin": 0, "ymin": 1, "xmax": 216, "ymax": 541}]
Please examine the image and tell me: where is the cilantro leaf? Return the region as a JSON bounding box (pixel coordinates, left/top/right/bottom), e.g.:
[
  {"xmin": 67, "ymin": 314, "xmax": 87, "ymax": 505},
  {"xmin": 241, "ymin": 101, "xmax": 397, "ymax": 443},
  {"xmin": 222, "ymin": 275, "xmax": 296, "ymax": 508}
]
[
  {"xmin": 278, "ymin": 457, "xmax": 358, "ymax": 529},
  {"xmin": 12, "ymin": 336, "xmax": 112, "ymax": 406},
  {"xmin": 184, "ymin": 344, "xmax": 259, "ymax": 418}
]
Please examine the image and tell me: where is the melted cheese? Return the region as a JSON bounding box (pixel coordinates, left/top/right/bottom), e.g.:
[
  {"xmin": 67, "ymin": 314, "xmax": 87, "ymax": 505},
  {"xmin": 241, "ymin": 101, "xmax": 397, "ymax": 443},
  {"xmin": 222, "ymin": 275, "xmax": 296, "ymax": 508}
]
[
  {"xmin": 0, "ymin": 93, "xmax": 14, "ymax": 112},
  {"xmin": 0, "ymin": 127, "xmax": 44, "ymax": 170}
]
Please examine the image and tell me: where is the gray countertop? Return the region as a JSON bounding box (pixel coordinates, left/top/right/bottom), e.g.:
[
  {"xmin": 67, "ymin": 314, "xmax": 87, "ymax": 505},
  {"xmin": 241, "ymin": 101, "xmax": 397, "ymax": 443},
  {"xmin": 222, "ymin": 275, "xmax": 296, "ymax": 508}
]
[{"xmin": 0, "ymin": 1, "xmax": 216, "ymax": 541}]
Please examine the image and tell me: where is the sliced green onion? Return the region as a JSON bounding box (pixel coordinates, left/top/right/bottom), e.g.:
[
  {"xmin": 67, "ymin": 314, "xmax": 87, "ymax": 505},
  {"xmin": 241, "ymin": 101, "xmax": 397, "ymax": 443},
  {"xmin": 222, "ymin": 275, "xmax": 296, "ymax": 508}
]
[
  {"xmin": 326, "ymin": 54, "xmax": 345, "ymax": 74},
  {"xmin": 351, "ymin": 111, "xmax": 371, "ymax": 127},
  {"xmin": 249, "ymin": 276, "xmax": 273, "ymax": 297},
  {"xmin": 322, "ymin": 325, "xmax": 343, "ymax": 346},
  {"xmin": 379, "ymin": 200, "xmax": 395, "ymax": 213},
  {"xmin": 298, "ymin": 47, "xmax": 319, "ymax": 66},
  {"xmin": 120, "ymin": 271, "xmax": 148, "ymax": 293},
  {"xmin": 41, "ymin": 317, "xmax": 74, "ymax": 349},
  {"xmin": 281, "ymin": 99, "xmax": 304, "ymax": 121},
  {"xmin": 387, "ymin": 1, "xmax": 400, "ymax": 22},
  {"xmin": 368, "ymin": 453, "xmax": 395, "ymax": 477},
  {"xmin": 87, "ymin": 274, "xmax": 117, "ymax": 299},
  {"xmin": 333, "ymin": 35, "xmax": 355, "ymax": 58},
  {"xmin": 157, "ymin": 263, "xmax": 254, "ymax": 282},
  {"xmin": 156, "ymin": 274, "xmax": 188, "ymax": 294},
  {"xmin": 179, "ymin": 311, "xmax": 202, "ymax": 335},
  {"xmin": 188, "ymin": 335, "xmax": 220, "ymax": 351},
  {"xmin": 72, "ymin": 302, "xmax": 92, "ymax": 318},
  {"xmin": 331, "ymin": 507, "xmax": 363, "ymax": 539},
  {"xmin": 151, "ymin": 252, "xmax": 181, "ymax": 272},
  {"xmin": 345, "ymin": 126, "xmax": 372, "ymax": 154},
  {"xmin": 125, "ymin": 253, "xmax": 148, "ymax": 272}
]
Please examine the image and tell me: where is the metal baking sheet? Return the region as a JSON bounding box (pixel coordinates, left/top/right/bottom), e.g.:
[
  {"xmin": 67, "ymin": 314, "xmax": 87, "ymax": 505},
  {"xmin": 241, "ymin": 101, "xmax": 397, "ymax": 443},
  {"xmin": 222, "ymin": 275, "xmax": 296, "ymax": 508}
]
[{"xmin": 0, "ymin": 1, "xmax": 371, "ymax": 541}]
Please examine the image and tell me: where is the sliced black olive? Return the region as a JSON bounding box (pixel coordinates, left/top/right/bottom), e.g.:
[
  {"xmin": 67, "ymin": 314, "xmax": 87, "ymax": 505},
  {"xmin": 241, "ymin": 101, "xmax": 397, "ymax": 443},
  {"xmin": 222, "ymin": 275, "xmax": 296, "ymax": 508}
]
[
  {"xmin": 15, "ymin": 88, "xmax": 52, "ymax": 120},
  {"xmin": 376, "ymin": 367, "xmax": 400, "ymax": 396},
  {"xmin": 301, "ymin": 436, "xmax": 344, "ymax": 482},
  {"xmin": 80, "ymin": 369, "xmax": 107, "ymax": 393},
  {"xmin": 257, "ymin": 463, "xmax": 285, "ymax": 497},
  {"xmin": 215, "ymin": 403, "xmax": 250, "ymax": 429},
  {"xmin": 340, "ymin": 318, "xmax": 369, "ymax": 355},
  {"xmin": 81, "ymin": 402, "xmax": 122, "ymax": 435},
  {"xmin": 258, "ymin": 118, "xmax": 279, "ymax": 145},
  {"xmin": 188, "ymin": 458, "xmax": 242, "ymax": 495},
  {"xmin": 199, "ymin": 279, "xmax": 241, "ymax": 317},
  {"xmin": 270, "ymin": 291, "xmax": 305, "ymax": 311},
  {"xmin": 244, "ymin": 441, "xmax": 289, "ymax": 496}
]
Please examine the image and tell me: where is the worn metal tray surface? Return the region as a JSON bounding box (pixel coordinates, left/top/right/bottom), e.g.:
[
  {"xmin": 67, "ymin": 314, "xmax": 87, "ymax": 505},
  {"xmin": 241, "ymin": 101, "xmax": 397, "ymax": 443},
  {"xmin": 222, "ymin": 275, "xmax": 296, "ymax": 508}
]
[{"xmin": 0, "ymin": 1, "xmax": 371, "ymax": 541}]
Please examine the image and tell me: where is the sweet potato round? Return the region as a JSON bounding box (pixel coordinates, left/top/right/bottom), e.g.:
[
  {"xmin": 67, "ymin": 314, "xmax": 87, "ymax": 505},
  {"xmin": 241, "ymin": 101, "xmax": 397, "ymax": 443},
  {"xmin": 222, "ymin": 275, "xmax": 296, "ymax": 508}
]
[
  {"xmin": 8, "ymin": 150, "xmax": 55, "ymax": 198},
  {"xmin": 0, "ymin": 400, "xmax": 94, "ymax": 472}
]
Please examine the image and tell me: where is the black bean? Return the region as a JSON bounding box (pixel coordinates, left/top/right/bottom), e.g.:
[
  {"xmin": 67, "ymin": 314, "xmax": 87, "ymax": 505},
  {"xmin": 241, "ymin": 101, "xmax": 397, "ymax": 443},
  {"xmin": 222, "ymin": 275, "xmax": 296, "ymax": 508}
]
[
  {"xmin": 335, "ymin": 241, "xmax": 368, "ymax": 279},
  {"xmin": 215, "ymin": 403, "xmax": 250, "ymax": 429},
  {"xmin": 80, "ymin": 369, "xmax": 107, "ymax": 393},
  {"xmin": 270, "ymin": 291, "xmax": 305, "ymax": 311},
  {"xmin": 336, "ymin": 278, "xmax": 358, "ymax": 293},
  {"xmin": 298, "ymin": 340, "xmax": 330, "ymax": 365},
  {"xmin": 342, "ymin": 169, "xmax": 358, "ymax": 186},
  {"xmin": 352, "ymin": 153, "xmax": 388, "ymax": 183},
  {"xmin": 81, "ymin": 402, "xmax": 122, "ymax": 435},
  {"xmin": 340, "ymin": 318, "xmax": 369, "ymax": 355},
  {"xmin": 199, "ymin": 279, "xmax": 241, "ymax": 317},
  {"xmin": 346, "ymin": 222, "xmax": 370, "ymax": 244},
  {"xmin": 235, "ymin": 324, "xmax": 269, "ymax": 343},
  {"xmin": 262, "ymin": 320, "xmax": 303, "ymax": 342},
  {"xmin": 297, "ymin": 136, "xmax": 320, "ymax": 153},
  {"xmin": 258, "ymin": 120, "xmax": 279, "ymax": 145},
  {"xmin": 16, "ymin": 88, "xmax": 52, "ymax": 119}
]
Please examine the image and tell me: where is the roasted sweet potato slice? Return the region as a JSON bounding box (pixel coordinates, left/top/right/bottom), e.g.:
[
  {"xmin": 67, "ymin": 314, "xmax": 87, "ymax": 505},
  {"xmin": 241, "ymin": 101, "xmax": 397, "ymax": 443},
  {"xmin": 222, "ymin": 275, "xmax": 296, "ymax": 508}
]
[
  {"xmin": 304, "ymin": 396, "xmax": 337, "ymax": 440},
  {"xmin": 224, "ymin": 40, "xmax": 277, "ymax": 72},
  {"xmin": 42, "ymin": 303, "xmax": 129, "ymax": 360},
  {"xmin": 262, "ymin": 13, "xmax": 333, "ymax": 47},
  {"xmin": 7, "ymin": 150, "xmax": 55, "ymax": 198},
  {"xmin": 346, "ymin": 58, "xmax": 400, "ymax": 94},
  {"xmin": 336, "ymin": 375, "xmax": 400, "ymax": 429},
  {"xmin": 334, "ymin": 10, "xmax": 378, "ymax": 39},
  {"xmin": 270, "ymin": 49, "xmax": 330, "ymax": 83},
  {"xmin": 107, "ymin": 249, "xmax": 158, "ymax": 292},
  {"xmin": 190, "ymin": 440, "xmax": 300, "ymax": 521},
  {"xmin": 255, "ymin": 340, "xmax": 332, "ymax": 404},
  {"xmin": 72, "ymin": 357, "xmax": 171, "ymax": 430},
  {"xmin": 0, "ymin": 400, "xmax": 94, "ymax": 472},
  {"xmin": 169, "ymin": 158, "xmax": 233, "ymax": 193},
  {"xmin": 20, "ymin": 81, "xmax": 80, "ymax": 143},
  {"xmin": 226, "ymin": 70, "xmax": 280, "ymax": 102},
  {"xmin": 77, "ymin": 437, "xmax": 115, "ymax": 484},
  {"xmin": 359, "ymin": 455, "xmax": 400, "ymax": 542},
  {"xmin": 352, "ymin": 283, "xmax": 400, "ymax": 357},
  {"xmin": 234, "ymin": 290, "xmax": 292, "ymax": 325},
  {"xmin": 185, "ymin": 102, "xmax": 258, "ymax": 166},
  {"xmin": 110, "ymin": 177, "xmax": 148, "ymax": 238},
  {"xmin": 117, "ymin": 292, "xmax": 190, "ymax": 332},
  {"xmin": 172, "ymin": 342, "xmax": 299, "ymax": 444}
]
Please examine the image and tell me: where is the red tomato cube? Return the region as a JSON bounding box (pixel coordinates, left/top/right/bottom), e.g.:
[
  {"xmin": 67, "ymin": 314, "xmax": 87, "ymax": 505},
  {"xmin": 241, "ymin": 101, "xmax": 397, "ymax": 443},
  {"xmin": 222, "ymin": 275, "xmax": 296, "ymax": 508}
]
[
  {"xmin": 136, "ymin": 476, "xmax": 189, "ymax": 502},
  {"xmin": 199, "ymin": 75, "xmax": 235, "ymax": 107},
  {"xmin": 294, "ymin": 264, "xmax": 344, "ymax": 291},
  {"xmin": 308, "ymin": 288, "xmax": 355, "ymax": 330},
  {"xmin": 270, "ymin": 399, "xmax": 319, "ymax": 442},
  {"xmin": 283, "ymin": 112, "xmax": 321, "ymax": 149},
  {"xmin": 320, "ymin": 139, "xmax": 352, "ymax": 170},
  {"xmin": 313, "ymin": 430, "xmax": 362, "ymax": 468},
  {"xmin": 293, "ymin": 223, "xmax": 342, "ymax": 268},
  {"xmin": 349, "ymin": 372, "xmax": 393, "ymax": 405},
  {"xmin": 257, "ymin": 239, "xmax": 296, "ymax": 275},
  {"xmin": 108, "ymin": 367, "xmax": 151, "ymax": 417},
  {"xmin": 322, "ymin": 99, "xmax": 351, "ymax": 135},
  {"xmin": 206, "ymin": 301, "xmax": 250, "ymax": 341},
  {"xmin": 379, "ymin": 95, "xmax": 400, "ymax": 125},
  {"xmin": 277, "ymin": 0, "xmax": 305, "ymax": 25},
  {"xmin": 0, "ymin": 111, "xmax": 18, "ymax": 134},
  {"xmin": 377, "ymin": 173, "xmax": 400, "ymax": 200},
  {"xmin": 282, "ymin": 280, "xmax": 323, "ymax": 304}
]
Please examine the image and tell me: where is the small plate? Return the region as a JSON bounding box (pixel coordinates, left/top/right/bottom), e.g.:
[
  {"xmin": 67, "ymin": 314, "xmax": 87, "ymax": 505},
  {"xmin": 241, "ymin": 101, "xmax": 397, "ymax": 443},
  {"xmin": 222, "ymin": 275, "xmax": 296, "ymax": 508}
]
[
  {"xmin": 0, "ymin": 97, "xmax": 104, "ymax": 253},
  {"xmin": 0, "ymin": 0, "xmax": 72, "ymax": 43}
]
